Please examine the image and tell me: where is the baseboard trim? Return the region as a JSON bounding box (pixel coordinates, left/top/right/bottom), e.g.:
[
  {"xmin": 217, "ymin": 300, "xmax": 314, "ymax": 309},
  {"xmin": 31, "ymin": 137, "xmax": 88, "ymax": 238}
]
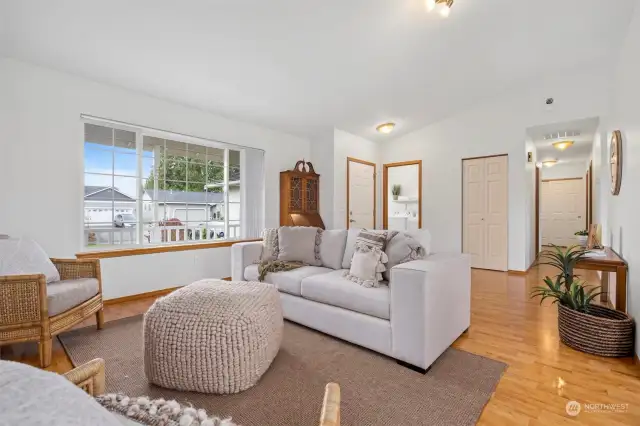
[
  {"xmin": 104, "ymin": 277, "xmax": 232, "ymax": 305},
  {"xmin": 104, "ymin": 287, "xmax": 182, "ymax": 305}
]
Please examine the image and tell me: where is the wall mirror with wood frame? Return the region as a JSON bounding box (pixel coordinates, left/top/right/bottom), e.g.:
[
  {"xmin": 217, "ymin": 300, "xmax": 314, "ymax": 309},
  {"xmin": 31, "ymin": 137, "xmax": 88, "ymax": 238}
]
[{"xmin": 382, "ymin": 161, "xmax": 422, "ymax": 231}]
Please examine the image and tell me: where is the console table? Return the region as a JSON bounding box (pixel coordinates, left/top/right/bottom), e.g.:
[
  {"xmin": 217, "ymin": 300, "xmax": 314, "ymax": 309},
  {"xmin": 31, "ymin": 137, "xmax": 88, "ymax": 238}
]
[{"xmin": 576, "ymin": 248, "xmax": 627, "ymax": 313}]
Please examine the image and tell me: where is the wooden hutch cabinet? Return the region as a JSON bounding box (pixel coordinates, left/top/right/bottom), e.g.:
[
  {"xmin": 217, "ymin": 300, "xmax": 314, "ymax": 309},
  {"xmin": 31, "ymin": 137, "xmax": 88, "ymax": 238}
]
[{"xmin": 280, "ymin": 160, "xmax": 325, "ymax": 228}]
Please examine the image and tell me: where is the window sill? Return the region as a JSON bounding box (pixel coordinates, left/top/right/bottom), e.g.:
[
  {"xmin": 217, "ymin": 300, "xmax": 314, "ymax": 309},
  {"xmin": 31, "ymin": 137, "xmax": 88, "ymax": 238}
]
[{"xmin": 76, "ymin": 238, "xmax": 262, "ymax": 259}]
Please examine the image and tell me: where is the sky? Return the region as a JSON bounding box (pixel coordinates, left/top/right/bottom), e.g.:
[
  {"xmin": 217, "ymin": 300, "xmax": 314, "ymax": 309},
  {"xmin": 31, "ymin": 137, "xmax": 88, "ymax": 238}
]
[{"xmin": 84, "ymin": 142, "xmax": 153, "ymax": 198}]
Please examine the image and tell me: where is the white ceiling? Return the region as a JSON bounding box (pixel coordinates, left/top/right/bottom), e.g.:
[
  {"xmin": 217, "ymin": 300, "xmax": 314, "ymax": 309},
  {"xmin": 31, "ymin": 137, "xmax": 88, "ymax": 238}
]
[
  {"xmin": 528, "ymin": 117, "xmax": 599, "ymax": 165},
  {"xmin": 0, "ymin": 1, "xmax": 635, "ymax": 141}
]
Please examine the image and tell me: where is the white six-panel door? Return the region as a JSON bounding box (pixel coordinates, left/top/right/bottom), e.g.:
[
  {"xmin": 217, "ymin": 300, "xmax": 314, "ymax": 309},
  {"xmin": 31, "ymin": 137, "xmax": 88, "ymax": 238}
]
[
  {"xmin": 541, "ymin": 178, "xmax": 585, "ymax": 247},
  {"xmin": 463, "ymin": 156, "xmax": 508, "ymax": 271},
  {"xmin": 348, "ymin": 159, "xmax": 375, "ymax": 229}
]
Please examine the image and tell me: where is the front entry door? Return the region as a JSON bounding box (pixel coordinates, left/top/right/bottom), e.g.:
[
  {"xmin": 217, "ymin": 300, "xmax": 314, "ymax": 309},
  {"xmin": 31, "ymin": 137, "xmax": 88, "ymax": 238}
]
[
  {"xmin": 347, "ymin": 158, "xmax": 376, "ymax": 229},
  {"xmin": 541, "ymin": 178, "xmax": 585, "ymax": 247}
]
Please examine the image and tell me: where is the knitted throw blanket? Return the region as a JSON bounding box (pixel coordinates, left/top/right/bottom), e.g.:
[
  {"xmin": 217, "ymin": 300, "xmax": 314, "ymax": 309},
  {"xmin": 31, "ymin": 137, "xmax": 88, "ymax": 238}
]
[{"xmin": 258, "ymin": 260, "xmax": 304, "ymax": 281}]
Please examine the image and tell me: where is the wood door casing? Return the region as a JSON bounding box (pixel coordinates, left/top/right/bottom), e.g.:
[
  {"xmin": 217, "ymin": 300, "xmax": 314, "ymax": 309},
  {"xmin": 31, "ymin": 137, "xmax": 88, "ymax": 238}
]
[
  {"xmin": 347, "ymin": 157, "xmax": 376, "ymax": 229},
  {"xmin": 462, "ymin": 155, "xmax": 508, "ymax": 271}
]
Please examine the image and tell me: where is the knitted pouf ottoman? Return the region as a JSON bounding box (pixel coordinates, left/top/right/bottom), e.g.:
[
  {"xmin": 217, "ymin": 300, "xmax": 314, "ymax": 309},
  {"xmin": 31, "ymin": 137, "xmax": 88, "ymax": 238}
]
[{"xmin": 143, "ymin": 279, "xmax": 283, "ymax": 394}]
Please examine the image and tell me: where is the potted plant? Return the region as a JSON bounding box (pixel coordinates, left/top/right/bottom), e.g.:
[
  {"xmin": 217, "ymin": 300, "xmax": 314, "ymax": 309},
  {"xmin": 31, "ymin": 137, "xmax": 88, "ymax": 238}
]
[
  {"xmin": 574, "ymin": 229, "xmax": 588, "ymax": 246},
  {"xmin": 392, "ymin": 185, "xmax": 401, "ymax": 200},
  {"xmin": 530, "ymin": 245, "xmax": 634, "ymax": 357}
]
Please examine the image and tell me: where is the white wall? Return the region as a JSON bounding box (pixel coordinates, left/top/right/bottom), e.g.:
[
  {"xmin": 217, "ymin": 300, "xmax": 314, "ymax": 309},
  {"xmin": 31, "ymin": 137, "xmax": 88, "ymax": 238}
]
[
  {"xmin": 333, "ymin": 129, "xmax": 380, "ymax": 229},
  {"xmin": 541, "ymin": 162, "xmax": 588, "ymax": 180},
  {"xmin": 0, "ymin": 57, "xmax": 309, "ymax": 257},
  {"xmin": 0, "ymin": 57, "xmax": 310, "ymax": 298},
  {"xmin": 309, "ymin": 129, "xmax": 336, "ymax": 229},
  {"xmin": 599, "ymin": 3, "xmax": 640, "ymax": 352},
  {"xmin": 380, "ymin": 64, "xmax": 612, "ymax": 271}
]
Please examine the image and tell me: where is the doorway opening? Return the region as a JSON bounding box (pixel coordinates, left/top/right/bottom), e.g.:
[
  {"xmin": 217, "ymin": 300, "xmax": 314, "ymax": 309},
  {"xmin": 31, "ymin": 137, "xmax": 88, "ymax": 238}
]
[
  {"xmin": 528, "ymin": 118, "xmax": 597, "ymax": 256},
  {"xmin": 382, "ymin": 160, "xmax": 422, "ymax": 231}
]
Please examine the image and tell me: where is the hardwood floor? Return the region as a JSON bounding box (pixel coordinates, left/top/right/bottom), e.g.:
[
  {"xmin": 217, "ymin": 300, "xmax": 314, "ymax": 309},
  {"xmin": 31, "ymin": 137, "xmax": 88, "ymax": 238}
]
[{"xmin": 2, "ymin": 263, "xmax": 639, "ymax": 425}]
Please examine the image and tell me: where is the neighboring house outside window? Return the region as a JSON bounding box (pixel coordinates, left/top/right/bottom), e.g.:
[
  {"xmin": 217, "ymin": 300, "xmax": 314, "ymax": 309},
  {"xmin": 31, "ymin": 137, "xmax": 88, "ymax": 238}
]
[{"xmin": 83, "ymin": 122, "xmax": 244, "ymax": 248}]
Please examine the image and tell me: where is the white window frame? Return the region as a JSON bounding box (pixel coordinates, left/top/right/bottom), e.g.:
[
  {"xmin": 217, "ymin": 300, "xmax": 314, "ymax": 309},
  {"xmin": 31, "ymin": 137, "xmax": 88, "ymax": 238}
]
[{"xmin": 81, "ymin": 115, "xmax": 245, "ymax": 250}]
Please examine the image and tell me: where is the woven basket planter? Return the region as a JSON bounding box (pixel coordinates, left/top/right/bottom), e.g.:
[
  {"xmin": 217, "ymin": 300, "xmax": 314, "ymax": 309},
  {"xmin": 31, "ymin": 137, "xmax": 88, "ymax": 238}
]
[{"xmin": 558, "ymin": 303, "xmax": 634, "ymax": 357}]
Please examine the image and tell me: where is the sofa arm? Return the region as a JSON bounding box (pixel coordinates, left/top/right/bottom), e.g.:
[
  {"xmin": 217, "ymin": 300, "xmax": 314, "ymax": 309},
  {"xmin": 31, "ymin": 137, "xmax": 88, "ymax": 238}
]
[
  {"xmin": 389, "ymin": 253, "xmax": 471, "ymax": 369},
  {"xmin": 231, "ymin": 241, "xmax": 263, "ymax": 281}
]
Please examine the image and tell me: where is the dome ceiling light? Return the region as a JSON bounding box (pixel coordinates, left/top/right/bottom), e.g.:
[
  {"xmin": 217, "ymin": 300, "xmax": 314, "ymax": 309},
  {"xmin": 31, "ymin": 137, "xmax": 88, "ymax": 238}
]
[
  {"xmin": 376, "ymin": 122, "xmax": 396, "ymax": 134},
  {"xmin": 544, "ymin": 130, "xmax": 580, "ymax": 151},
  {"xmin": 552, "ymin": 140, "xmax": 574, "ymax": 151},
  {"xmin": 426, "ymin": 0, "xmax": 454, "ymax": 17}
]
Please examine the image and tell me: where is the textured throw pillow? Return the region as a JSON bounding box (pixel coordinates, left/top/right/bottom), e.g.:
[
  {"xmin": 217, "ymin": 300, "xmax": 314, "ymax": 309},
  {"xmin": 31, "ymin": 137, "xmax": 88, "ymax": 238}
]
[
  {"xmin": 383, "ymin": 232, "xmax": 427, "ymax": 281},
  {"xmin": 260, "ymin": 228, "xmax": 279, "ymax": 261},
  {"xmin": 0, "ymin": 238, "xmax": 60, "ymax": 283},
  {"xmin": 341, "ymin": 229, "xmax": 391, "ymax": 269},
  {"xmin": 277, "ymin": 226, "xmax": 322, "ymax": 266},
  {"xmin": 319, "ymin": 229, "xmax": 348, "ymax": 270},
  {"xmin": 343, "ymin": 247, "xmax": 388, "ymax": 288}
]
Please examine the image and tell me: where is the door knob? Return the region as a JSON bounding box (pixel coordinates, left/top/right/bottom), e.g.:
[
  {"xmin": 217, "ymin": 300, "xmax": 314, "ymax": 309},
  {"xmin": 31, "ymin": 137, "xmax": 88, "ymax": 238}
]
[{"xmin": 349, "ymin": 219, "xmax": 356, "ymax": 223}]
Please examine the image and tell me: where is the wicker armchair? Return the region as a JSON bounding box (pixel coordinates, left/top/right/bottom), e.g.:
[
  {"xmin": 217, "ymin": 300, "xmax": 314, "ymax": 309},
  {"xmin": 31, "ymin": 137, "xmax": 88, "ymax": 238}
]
[
  {"xmin": 0, "ymin": 258, "xmax": 104, "ymax": 367},
  {"xmin": 64, "ymin": 357, "xmax": 106, "ymax": 396},
  {"xmin": 320, "ymin": 382, "xmax": 340, "ymax": 426}
]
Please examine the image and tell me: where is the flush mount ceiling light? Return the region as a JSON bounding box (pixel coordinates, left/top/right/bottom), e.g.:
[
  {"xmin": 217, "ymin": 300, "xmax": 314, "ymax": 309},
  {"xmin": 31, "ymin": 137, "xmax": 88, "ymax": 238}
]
[
  {"xmin": 376, "ymin": 122, "xmax": 396, "ymax": 134},
  {"xmin": 552, "ymin": 140, "xmax": 574, "ymax": 151},
  {"xmin": 542, "ymin": 160, "xmax": 558, "ymax": 168},
  {"xmin": 426, "ymin": 0, "xmax": 454, "ymax": 17}
]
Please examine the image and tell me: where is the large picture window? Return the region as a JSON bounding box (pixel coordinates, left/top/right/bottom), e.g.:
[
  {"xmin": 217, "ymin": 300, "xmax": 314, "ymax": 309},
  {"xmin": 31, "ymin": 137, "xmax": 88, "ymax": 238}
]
[{"xmin": 83, "ymin": 120, "xmax": 258, "ymax": 248}]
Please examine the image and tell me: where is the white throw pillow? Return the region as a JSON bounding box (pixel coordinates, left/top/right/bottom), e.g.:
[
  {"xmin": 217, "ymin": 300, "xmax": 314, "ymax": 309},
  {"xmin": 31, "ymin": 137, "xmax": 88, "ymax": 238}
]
[
  {"xmin": 343, "ymin": 247, "xmax": 388, "ymax": 288},
  {"xmin": 319, "ymin": 229, "xmax": 348, "ymax": 270},
  {"xmin": 277, "ymin": 226, "xmax": 322, "ymax": 266},
  {"xmin": 0, "ymin": 238, "xmax": 60, "ymax": 283},
  {"xmin": 383, "ymin": 232, "xmax": 426, "ymax": 281}
]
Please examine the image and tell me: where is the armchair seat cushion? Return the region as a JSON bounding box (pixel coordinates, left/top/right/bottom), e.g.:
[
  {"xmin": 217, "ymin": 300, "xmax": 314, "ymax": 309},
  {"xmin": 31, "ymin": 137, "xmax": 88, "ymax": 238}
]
[
  {"xmin": 47, "ymin": 278, "xmax": 99, "ymax": 316},
  {"xmin": 301, "ymin": 269, "xmax": 390, "ymax": 320}
]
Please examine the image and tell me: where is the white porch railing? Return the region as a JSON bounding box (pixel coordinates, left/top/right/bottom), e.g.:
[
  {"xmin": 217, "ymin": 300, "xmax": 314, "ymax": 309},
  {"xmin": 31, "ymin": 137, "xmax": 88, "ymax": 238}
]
[{"xmin": 85, "ymin": 223, "xmax": 240, "ymax": 246}]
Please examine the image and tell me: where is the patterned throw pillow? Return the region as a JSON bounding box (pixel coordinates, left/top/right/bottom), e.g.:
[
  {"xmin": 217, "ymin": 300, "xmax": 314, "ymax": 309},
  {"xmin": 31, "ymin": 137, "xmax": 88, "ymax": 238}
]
[
  {"xmin": 343, "ymin": 247, "xmax": 388, "ymax": 288},
  {"xmin": 260, "ymin": 228, "xmax": 279, "ymax": 261},
  {"xmin": 354, "ymin": 229, "xmax": 390, "ymax": 252},
  {"xmin": 343, "ymin": 229, "xmax": 390, "ymax": 288}
]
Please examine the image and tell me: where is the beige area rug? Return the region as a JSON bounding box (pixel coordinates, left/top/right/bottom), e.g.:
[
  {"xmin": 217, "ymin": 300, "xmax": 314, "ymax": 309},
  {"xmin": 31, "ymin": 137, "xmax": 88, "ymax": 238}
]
[{"xmin": 60, "ymin": 316, "xmax": 505, "ymax": 426}]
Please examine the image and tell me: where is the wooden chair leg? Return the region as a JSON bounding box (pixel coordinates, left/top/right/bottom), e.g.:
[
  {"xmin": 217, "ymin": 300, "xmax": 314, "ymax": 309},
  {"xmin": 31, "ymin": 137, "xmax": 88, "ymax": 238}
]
[
  {"xmin": 96, "ymin": 308, "xmax": 104, "ymax": 330},
  {"xmin": 39, "ymin": 337, "xmax": 52, "ymax": 368}
]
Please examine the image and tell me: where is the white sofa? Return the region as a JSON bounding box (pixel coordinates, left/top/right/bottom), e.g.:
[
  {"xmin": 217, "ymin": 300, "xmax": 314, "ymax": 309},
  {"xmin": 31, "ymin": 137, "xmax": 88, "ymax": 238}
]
[{"xmin": 231, "ymin": 230, "xmax": 470, "ymax": 372}]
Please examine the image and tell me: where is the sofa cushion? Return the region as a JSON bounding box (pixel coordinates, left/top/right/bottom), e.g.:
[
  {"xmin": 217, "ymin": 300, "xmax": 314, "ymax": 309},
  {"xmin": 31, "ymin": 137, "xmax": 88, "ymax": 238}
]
[
  {"xmin": 319, "ymin": 229, "xmax": 348, "ymax": 269},
  {"xmin": 0, "ymin": 238, "xmax": 60, "ymax": 283},
  {"xmin": 244, "ymin": 264, "xmax": 332, "ymax": 296},
  {"xmin": 47, "ymin": 278, "xmax": 99, "ymax": 316},
  {"xmin": 277, "ymin": 226, "xmax": 322, "ymax": 266},
  {"xmin": 301, "ymin": 269, "xmax": 390, "ymax": 320},
  {"xmin": 341, "ymin": 228, "xmax": 362, "ymax": 269}
]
